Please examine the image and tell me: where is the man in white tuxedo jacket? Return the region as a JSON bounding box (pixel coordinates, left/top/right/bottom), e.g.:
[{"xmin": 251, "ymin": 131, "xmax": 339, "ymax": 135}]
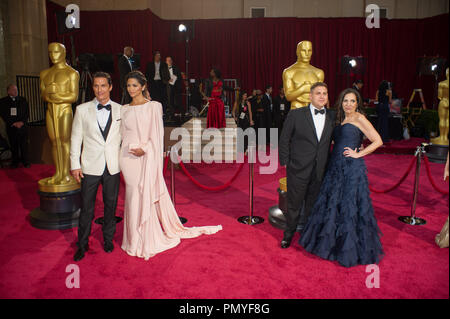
[{"xmin": 70, "ymin": 72, "xmax": 122, "ymax": 261}]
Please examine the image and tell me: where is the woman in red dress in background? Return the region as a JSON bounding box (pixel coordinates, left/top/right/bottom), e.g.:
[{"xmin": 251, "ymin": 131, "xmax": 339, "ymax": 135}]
[{"xmin": 205, "ymin": 68, "xmax": 226, "ymax": 128}]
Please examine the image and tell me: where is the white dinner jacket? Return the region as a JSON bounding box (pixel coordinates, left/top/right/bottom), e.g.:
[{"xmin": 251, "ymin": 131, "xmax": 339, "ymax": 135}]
[{"xmin": 70, "ymin": 99, "xmax": 122, "ymax": 176}]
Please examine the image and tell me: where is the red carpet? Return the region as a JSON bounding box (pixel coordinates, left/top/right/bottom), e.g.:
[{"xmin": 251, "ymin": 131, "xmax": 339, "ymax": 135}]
[{"xmin": 0, "ymin": 153, "xmax": 448, "ymax": 299}]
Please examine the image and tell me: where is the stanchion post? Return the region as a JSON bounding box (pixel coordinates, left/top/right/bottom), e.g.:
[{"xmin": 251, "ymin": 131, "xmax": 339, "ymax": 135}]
[
  {"xmin": 238, "ymin": 145, "xmax": 264, "ymax": 225},
  {"xmin": 169, "ymin": 145, "xmax": 187, "ymax": 224},
  {"xmin": 399, "ymin": 143, "xmax": 427, "ymax": 225}
]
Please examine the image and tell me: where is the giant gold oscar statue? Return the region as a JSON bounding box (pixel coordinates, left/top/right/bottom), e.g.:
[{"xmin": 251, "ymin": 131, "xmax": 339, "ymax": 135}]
[
  {"xmin": 431, "ymin": 67, "xmax": 449, "ymax": 146},
  {"xmin": 282, "ymin": 40, "xmax": 325, "ymax": 110},
  {"xmin": 268, "ymin": 41, "xmax": 325, "ymax": 229},
  {"xmin": 38, "ymin": 42, "xmax": 80, "ymax": 192},
  {"xmin": 30, "ymin": 43, "xmax": 81, "ymax": 229}
]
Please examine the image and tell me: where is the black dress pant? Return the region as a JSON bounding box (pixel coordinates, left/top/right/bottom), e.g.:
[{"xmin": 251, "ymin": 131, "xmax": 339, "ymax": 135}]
[
  {"xmin": 166, "ymin": 84, "xmax": 182, "ymax": 115},
  {"xmin": 150, "ymin": 80, "xmax": 167, "ymax": 113},
  {"xmin": 284, "ymin": 165, "xmax": 322, "ymax": 240},
  {"xmin": 376, "ymin": 103, "xmax": 390, "ymax": 142},
  {"xmin": 7, "ymin": 126, "xmax": 29, "ymax": 165},
  {"xmin": 77, "ymin": 167, "xmax": 120, "ymax": 249}
]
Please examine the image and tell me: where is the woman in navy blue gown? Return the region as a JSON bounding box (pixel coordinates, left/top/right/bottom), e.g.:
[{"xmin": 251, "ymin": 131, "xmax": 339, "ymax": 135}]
[{"xmin": 299, "ymin": 88, "xmax": 384, "ymax": 267}]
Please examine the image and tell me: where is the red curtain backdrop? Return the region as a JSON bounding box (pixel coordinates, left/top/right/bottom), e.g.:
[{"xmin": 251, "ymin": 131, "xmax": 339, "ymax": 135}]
[{"xmin": 46, "ymin": 1, "xmax": 448, "ymax": 107}]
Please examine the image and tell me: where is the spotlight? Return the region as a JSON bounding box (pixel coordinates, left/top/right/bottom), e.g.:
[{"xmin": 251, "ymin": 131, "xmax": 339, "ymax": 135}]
[
  {"xmin": 349, "ymin": 59, "xmax": 357, "ymax": 68},
  {"xmin": 178, "ymin": 24, "xmax": 187, "ymax": 32},
  {"xmin": 431, "ymin": 64, "xmax": 437, "ymax": 71}
]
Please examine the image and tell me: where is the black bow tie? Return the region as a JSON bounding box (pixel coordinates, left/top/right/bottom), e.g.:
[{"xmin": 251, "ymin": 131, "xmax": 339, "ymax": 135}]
[
  {"xmin": 314, "ymin": 108, "xmax": 325, "ymax": 115},
  {"xmin": 97, "ymin": 104, "xmax": 111, "ymax": 111}
]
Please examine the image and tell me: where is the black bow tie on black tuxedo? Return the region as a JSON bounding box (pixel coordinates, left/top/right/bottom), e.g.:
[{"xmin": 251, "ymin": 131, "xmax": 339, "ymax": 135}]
[
  {"xmin": 97, "ymin": 104, "xmax": 111, "ymax": 111},
  {"xmin": 314, "ymin": 108, "xmax": 325, "ymax": 115}
]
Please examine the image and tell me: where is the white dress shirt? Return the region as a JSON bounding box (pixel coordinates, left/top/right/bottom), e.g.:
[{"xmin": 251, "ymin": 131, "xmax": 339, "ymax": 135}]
[
  {"xmin": 95, "ymin": 98, "xmax": 112, "ymax": 131},
  {"xmin": 266, "ymin": 93, "xmax": 273, "ymax": 111},
  {"xmin": 310, "ymin": 103, "xmax": 326, "ymax": 141},
  {"xmin": 168, "ymin": 65, "xmax": 177, "ymax": 85},
  {"xmin": 154, "ymin": 61, "xmax": 161, "ymax": 80}
]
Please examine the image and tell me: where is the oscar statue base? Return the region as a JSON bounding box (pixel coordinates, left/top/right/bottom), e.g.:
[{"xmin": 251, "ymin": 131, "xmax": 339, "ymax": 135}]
[
  {"xmin": 398, "ymin": 216, "xmax": 427, "ymax": 225},
  {"xmin": 38, "ymin": 178, "xmax": 80, "ymax": 193},
  {"xmin": 268, "ymin": 188, "xmax": 287, "ymax": 230},
  {"xmin": 29, "ymin": 189, "xmax": 81, "ymax": 230},
  {"xmin": 426, "ymin": 144, "xmax": 448, "ymax": 163}
]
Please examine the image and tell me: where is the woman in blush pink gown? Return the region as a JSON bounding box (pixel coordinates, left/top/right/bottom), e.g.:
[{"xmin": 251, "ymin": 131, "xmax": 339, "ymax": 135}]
[{"xmin": 120, "ymin": 71, "xmax": 222, "ymax": 260}]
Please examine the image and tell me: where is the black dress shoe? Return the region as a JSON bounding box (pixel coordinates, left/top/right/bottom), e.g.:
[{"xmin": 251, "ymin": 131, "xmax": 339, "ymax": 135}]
[
  {"xmin": 104, "ymin": 241, "xmax": 114, "ymax": 253},
  {"xmin": 74, "ymin": 245, "xmax": 89, "ymax": 261},
  {"xmin": 281, "ymin": 238, "xmax": 292, "ymax": 249}
]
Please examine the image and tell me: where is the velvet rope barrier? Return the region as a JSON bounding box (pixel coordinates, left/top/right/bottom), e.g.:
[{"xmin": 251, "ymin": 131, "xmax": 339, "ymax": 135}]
[
  {"xmin": 369, "ymin": 155, "xmax": 417, "ymax": 193},
  {"xmin": 162, "ymin": 153, "xmax": 170, "ymax": 177},
  {"xmin": 423, "ymin": 156, "xmax": 449, "ymax": 195},
  {"xmin": 178, "ymin": 159, "xmax": 245, "ymax": 191}
]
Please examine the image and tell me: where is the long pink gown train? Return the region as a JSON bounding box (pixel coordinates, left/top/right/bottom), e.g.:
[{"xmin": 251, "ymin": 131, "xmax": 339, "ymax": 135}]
[{"xmin": 120, "ymin": 101, "xmax": 222, "ymax": 260}]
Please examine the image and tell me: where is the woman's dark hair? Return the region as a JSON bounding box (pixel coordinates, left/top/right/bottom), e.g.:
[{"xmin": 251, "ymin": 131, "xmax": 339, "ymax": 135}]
[
  {"xmin": 377, "ymin": 80, "xmax": 390, "ymax": 103},
  {"xmin": 125, "ymin": 70, "xmax": 149, "ymax": 98},
  {"xmin": 238, "ymin": 91, "xmax": 248, "ymax": 104},
  {"xmin": 211, "ymin": 68, "xmax": 221, "ymax": 79},
  {"xmin": 334, "ymin": 88, "xmax": 365, "ymax": 125}
]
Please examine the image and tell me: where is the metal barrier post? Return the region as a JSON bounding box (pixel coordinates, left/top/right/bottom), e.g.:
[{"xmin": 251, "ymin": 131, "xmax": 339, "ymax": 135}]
[
  {"xmin": 238, "ymin": 146, "xmax": 264, "ymax": 225},
  {"xmin": 398, "ymin": 143, "xmax": 427, "ymax": 225}
]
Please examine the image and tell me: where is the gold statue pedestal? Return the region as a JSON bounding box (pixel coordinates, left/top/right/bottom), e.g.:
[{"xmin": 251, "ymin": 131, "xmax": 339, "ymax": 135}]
[
  {"xmin": 31, "ymin": 153, "xmax": 81, "ymax": 230},
  {"xmin": 268, "ymin": 178, "xmax": 288, "ymax": 230},
  {"xmin": 31, "ymin": 177, "xmax": 81, "ymax": 230},
  {"xmin": 30, "ymin": 188, "xmax": 81, "ymax": 230},
  {"xmin": 426, "ymin": 143, "xmax": 448, "ymax": 163}
]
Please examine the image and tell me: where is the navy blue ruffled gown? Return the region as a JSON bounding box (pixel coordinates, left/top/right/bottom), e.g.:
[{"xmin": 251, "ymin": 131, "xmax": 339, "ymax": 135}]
[{"xmin": 298, "ymin": 123, "xmax": 384, "ymax": 268}]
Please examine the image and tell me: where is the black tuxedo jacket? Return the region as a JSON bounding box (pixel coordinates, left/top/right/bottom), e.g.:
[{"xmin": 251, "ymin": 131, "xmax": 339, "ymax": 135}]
[
  {"xmin": 0, "ymin": 95, "xmax": 29, "ymax": 127},
  {"xmin": 145, "ymin": 61, "xmax": 170, "ymax": 84},
  {"xmin": 273, "ymin": 95, "xmax": 291, "ymax": 117},
  {"xmin": 279, "ymin": 106, "xmax": 336, "ymax": 181},
  {"xmin": 118, "ymin": 55, "xmax": 134, "ymax": 89},
  {"xmin": 261, "ymin": 94, "xmax": 273, "ymax": 127}
]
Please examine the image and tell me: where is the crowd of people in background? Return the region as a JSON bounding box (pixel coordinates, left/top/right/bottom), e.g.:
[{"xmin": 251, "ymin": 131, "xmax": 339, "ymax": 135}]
[
  {"xmin": 116, "ymin": 45, "xmax": 403, "ymax": 146},
  {"xmin": 119, "ymin": 47, "xmax": 184, "ymax": 120},
  {"xmin": 0, "ymin": 45, "xmax": 411, "ymax": 170}
]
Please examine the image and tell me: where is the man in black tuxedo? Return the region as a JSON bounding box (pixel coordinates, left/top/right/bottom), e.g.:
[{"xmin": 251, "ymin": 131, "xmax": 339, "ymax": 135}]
[
  {"xmin": 118, "ymin": 46, "xmax": 135, "ymax": 105},
  {"xmin": 261, "ymin": 85, "xmax": 273, "ymax": 144},
  {"xmin": 165, "ymin": 56, "xmax": 183, "ymax": 117},
  {"xmin": 273, "ymin": 85, "xmax": 291, "ymax": 137},
  {"xmin": 0, "ymin": 84, "xmax": 30, "ymax": 168},
  {"xmin": 279, "ymin": 82, "xmax": 335, "ymax": 248},
  {"xmin": 145, "ymin": 51, "xmax": 170, "ymax": 113}
]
